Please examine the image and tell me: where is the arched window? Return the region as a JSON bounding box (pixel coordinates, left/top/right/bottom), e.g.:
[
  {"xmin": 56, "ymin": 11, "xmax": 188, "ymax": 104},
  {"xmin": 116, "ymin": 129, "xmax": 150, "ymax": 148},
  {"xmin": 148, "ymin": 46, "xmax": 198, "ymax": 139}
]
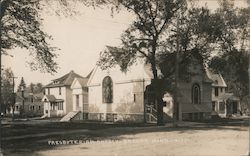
[
  {"xmin": 102, "ymin": 76, "xmax": 113, "ymax": 103},
  {"xmin": 192, "ymin": 84, "xmax": 200, "ymax": 104}
]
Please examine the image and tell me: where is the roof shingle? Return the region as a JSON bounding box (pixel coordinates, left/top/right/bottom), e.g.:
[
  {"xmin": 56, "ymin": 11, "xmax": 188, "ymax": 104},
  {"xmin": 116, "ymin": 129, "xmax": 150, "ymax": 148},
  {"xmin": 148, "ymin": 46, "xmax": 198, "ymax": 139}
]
[{"xmin": 45, "ymin": 70, "xmax": 84, "ymax": 88}]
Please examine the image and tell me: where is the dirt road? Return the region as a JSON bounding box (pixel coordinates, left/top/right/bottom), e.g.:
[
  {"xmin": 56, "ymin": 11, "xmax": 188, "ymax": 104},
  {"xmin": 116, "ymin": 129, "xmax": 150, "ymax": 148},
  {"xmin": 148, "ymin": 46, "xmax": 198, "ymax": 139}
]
[{"xmin": 35, "ymin": 125, "xmax": 249, "ymax": 156}]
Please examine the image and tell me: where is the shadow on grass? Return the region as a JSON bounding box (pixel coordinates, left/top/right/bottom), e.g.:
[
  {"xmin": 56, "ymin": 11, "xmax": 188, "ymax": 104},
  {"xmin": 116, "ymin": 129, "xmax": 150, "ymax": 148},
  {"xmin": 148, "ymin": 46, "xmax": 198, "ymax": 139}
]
[{"xmin": 2, "ymin": 119, "xmax": 249, "ymax": 156}]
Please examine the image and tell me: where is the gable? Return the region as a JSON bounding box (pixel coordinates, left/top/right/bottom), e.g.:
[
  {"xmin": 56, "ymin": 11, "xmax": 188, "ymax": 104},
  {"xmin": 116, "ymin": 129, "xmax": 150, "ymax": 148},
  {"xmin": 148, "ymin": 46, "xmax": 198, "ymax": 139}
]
[{"xmin": 71, "ymin": 78, "xmax": 82, "ymax": 89}]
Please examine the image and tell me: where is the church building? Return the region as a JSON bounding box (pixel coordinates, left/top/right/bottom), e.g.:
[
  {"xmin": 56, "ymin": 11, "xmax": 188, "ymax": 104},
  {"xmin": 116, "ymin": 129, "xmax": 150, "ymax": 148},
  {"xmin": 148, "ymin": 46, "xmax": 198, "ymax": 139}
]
[{"xmin": 87, "ymin": 58, "xmax": 213, "ymax": 122}]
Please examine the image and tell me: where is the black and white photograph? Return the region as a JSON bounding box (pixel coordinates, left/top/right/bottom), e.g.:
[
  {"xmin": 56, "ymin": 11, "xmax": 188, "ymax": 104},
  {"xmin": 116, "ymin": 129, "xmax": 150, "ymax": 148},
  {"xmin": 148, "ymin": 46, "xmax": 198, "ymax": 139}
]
[{"xmin": 0, "ymin": 0, "xmax": 250, "ymax": 155}]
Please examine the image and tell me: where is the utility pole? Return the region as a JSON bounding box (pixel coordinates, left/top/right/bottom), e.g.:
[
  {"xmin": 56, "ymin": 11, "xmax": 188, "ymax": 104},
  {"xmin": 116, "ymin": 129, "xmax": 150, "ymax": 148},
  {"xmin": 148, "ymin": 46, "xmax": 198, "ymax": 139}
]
[
  {"xmin": 173, "ymin": 16, "xmax": 180, "ymax": 127},
  {"xmin": 0, "ymin": 2, "xmax": 3, "ymax": 155},
  {"xmin": 247, "ymin": 24, "xmax": 250, "ymax": 156}
]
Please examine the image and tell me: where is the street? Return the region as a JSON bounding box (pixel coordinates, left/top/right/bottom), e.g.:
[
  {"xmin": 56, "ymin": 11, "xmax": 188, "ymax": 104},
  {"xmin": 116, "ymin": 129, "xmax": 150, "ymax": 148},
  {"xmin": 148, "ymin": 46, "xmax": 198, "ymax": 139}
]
[{"xmin": 1, "ymin": 119, "xmax": 250, "ymax": 156}]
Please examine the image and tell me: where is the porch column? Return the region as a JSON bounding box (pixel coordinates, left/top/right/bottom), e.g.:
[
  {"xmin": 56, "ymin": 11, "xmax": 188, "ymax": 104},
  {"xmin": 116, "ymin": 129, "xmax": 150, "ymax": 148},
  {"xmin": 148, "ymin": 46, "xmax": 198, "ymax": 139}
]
[
  {"xmin": 225, "ymin": 101, "xmax": 227, "ymax": 117},
  {"xmin": 48, "ymin": 102, "xmax": 51, "ymax": 117},
  {"xmin": 80, "ymin": 94, "xmax": 83, "ymax": 112},
  {"xmin": 73, "ymin": 94, "xmax": 76, "ymax": 111}
]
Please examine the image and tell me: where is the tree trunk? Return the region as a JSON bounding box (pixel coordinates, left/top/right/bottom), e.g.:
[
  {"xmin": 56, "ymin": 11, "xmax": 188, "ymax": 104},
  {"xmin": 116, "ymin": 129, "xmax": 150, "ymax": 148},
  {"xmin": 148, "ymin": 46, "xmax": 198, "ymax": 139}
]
[
  {"xmin": 150, "ymin": 40, "xmax": 164, "ymax": 125},
  {"xmin": 150, "ymin": 62, "xmax": 164, "ymax": 125}
]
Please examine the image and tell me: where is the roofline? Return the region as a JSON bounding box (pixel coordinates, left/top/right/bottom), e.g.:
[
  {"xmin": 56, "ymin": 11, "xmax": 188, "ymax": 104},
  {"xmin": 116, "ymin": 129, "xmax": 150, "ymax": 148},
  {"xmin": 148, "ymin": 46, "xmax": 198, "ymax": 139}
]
[
  {"xmin": 86, "ymin": 65, "xmax": 98, "ymax": 87},
  {"xmin": 45, "ymin": 84, "xmax": 67, "ymax": 88}
]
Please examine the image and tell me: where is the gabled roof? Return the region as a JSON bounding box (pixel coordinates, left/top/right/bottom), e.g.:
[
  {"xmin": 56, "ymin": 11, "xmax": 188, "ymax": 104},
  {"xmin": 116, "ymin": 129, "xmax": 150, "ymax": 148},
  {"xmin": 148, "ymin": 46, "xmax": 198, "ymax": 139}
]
[
  {"xmin": 16, "ymin": 92, "xmax": 43, "ymax": 102},
  {"xmin": 86, "ymin": 69, "xmax": 94, "ymax": 78},
  {"xmin": 206, "ymin": 69, "xmax": 227, "ymax": 87},
  {"xmin": 71, "ymin": 77, "xmax": 89, "ymax": 91},
  {"xmin": 45, "ymin": 70, "xmax": 84, "ymax": 88},
  {"xmin": 42, "ymin": 95, "xmax": 56, "ymax": 102},
  {"xmin": 75, "ymin": 77, "xmax": 89, "ymax": 87}
]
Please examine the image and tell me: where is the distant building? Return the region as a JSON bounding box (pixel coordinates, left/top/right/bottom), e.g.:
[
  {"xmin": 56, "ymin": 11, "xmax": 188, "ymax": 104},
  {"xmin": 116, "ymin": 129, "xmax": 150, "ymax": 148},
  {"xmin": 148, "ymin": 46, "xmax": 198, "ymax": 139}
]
[
  {"xmin": 207, "ymin": 70, "xmax": 241, "ymax": 117},
  {"xmin": 42, "ymin": 70, "xmax": 89, "ymax": 119},
  {"xmin": 11, "ymin": 92, "xmax": 44, "ymax": 117}
]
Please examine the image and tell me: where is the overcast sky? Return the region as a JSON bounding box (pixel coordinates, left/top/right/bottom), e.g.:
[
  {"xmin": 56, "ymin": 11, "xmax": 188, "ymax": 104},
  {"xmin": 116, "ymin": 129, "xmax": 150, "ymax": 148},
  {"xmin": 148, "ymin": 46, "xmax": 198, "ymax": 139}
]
[{"xmin": 2, "ymin": 0, "xmax": 248, "ymax": 88}]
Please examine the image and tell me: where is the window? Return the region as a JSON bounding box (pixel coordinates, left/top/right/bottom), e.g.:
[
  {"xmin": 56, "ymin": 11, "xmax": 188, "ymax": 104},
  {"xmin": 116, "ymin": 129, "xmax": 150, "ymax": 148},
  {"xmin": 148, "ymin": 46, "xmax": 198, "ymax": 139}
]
[
  {"xmin": 133, "ymin": 94, "xmax": 136, "ymax": 102},
  {"xmin": 48, "ymin": 88, "xmax": 50, "ymax": 95},
  {"xmin": 102, "ymin": 76, "xmax": 113, "ymax": 103},
  {"xmin": 76, "ymin": 95, "xmax": 79, "ymax": 107},
  {"xmin": 215, "ymin": 87, "xmax": 219, "ymax": 97},
  {"xmin": 38, "ymin": 106, "xmax": 41, "ymax": 110},
  {"xmin": 15, "ymin": 106, "xmax": 19, "ymax": 111},
  {"xmin": 59, "ymin": 87, "xmax": 61, "ymax": 95},
  {"xmin": 192, "ymin": 84, "xmax": 200, "ymax": 104},
  {"xmin": 220, "ymin": 88, "xmax": 223, "ymax": 93},
  {"xmin": 30, "ymin": 105, "xmax": 35, "ymax": 111},
  {"xmin": 58, "ymin": 102, "xmax": 64, "ymax": 110}
]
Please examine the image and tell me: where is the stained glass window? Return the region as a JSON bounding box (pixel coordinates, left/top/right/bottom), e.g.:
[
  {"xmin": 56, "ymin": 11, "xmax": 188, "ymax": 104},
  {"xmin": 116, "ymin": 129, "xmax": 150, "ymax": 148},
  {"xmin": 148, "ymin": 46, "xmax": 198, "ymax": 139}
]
[{"xmin": 102, "ymin": 76, "xmax": 113, "ymax": 103}]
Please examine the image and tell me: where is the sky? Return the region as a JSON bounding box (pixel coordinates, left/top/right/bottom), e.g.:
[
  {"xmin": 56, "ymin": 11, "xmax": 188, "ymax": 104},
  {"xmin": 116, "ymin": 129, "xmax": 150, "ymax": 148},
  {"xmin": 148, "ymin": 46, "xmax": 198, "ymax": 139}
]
[{"xmin": 2, "ymin": 0, "xmax": 248, "ymax": 89}]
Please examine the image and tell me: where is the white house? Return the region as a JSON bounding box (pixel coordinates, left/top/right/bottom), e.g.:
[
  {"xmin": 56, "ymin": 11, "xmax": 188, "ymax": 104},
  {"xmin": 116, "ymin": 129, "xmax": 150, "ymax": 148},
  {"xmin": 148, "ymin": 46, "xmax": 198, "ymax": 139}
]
[
  {"xmin": 42, "ymin": 70, "xmax": 84, "ymax": 118},
  {"xmin": 207, "ymin": 70, "xmax": 241, "ymax": 117}
]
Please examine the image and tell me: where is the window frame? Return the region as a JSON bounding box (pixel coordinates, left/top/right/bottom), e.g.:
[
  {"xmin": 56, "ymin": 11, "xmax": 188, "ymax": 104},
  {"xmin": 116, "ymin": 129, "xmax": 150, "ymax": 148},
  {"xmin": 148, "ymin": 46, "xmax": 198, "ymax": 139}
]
[
  {"xmin": 59, "ymin": 87, "xmax": 61, "ymax": 95},
  {"xmin": 192, "ymin": 83, "xmax": 201, "ymax": 105}
]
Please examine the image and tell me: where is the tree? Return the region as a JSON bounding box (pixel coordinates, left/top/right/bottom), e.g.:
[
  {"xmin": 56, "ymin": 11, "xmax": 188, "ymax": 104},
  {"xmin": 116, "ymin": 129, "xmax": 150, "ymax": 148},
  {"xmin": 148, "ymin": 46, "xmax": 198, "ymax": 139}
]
[
  {"xmin": 98, "ymin": 0, "xmax": 186, "ymax": 125},
  {"xmin": 29, "ymin": 83, "xmax": 35, "ymax": 93},
  {"xmin": 208, "ymin": 1, "xmax": 250, "ymax": 112},
  {"xmin": 209, "ymin": 50, "xmax": 249, "ymax": 97},
  {"xmin": 26, "ymin": 82, "xmax": 44, "ymax": 93},
  {"xmin": 1, "ymin": 68, "xmax": 14, "ymax": 114},
  {"xmin": 34, "ymin": 83, "xmax": 44, "ymax": 93},
  {"xmin": 0, "ymin": 0, "xmax": 60, "ymax": 73}
]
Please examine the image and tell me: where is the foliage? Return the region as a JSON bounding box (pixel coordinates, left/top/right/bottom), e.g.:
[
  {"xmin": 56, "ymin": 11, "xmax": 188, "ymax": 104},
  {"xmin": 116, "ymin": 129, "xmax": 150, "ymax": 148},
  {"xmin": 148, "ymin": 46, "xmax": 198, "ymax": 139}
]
[
  {"xmin": 208, "ymin": 1, "xmax": 250, "ymax": 104},
  {"xmin": 209, "ymin": 50, "xmax": 249, "ymax": 99},
  {"xmin": 1, "ymin": 68, "xmax": 14, "ymax": 113},
  {"xmin": 0, "ymin": 0, "xmax": 60, "ymax": 73},
  {"xmin": 25, "ymin": 82, "xmax": 44, "ymax": 94},
  {"xmin": 97, "ymin": 0, "xmax": 186, "ymax": 77}
]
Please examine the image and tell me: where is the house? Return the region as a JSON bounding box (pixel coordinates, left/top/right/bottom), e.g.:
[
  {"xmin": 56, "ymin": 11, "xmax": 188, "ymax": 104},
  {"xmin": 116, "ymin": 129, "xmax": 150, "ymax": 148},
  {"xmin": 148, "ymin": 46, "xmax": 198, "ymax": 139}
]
[
  {"xmin": 42, "ymin": 70, "xmax": 85, "ymax": 118},
  {"xmin": 207, "ymin": 70, "xmax": 241, "ymax": 117},
  {"xmin": 11, "ymin": 92, "xmax": 44, "ymax": 117},
  {"xmin": 87, "ymin": 58, "xmax": 213, "ymax": 122}
]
